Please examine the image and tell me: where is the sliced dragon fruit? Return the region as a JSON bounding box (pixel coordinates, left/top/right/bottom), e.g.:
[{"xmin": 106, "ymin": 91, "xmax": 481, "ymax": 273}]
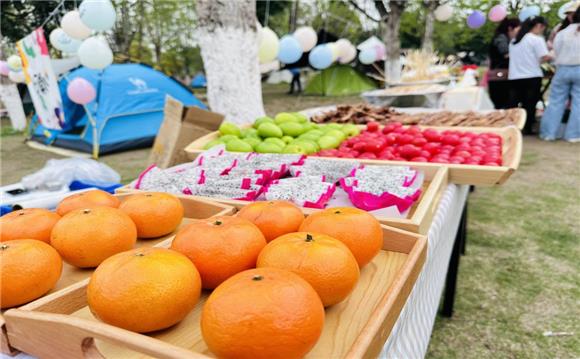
[
  {"xmin": 290, "ymin": 158, "xmax": 359, "ymax": 184},
  {"xmin": 263, "ymin": 177, "xmax": 336, "ymax": 209},
  {"xmin": 134, "ymin": 166, "xmax": 184, "ymax": 194},
  {"xmin": 189, "ymin": 186, "xmax": 261, "ymax": 201},
  {"xmin": 339, "ymin": 165, "xmax": 423, "ymax": 212}
]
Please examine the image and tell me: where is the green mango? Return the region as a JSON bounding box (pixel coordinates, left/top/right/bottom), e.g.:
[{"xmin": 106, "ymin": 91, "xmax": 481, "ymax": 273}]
[
  {"xmin": 325, "ymin": 129, "xmax": 346, "ymax": 142},
  {"xmin": 241, "ymin": 128, "xmax": 259, "ymax": 138},
  {"xmin": 318, "ymin": 135, "xmax": 341, "ymax": 150},
  {"xmin": 274, "ymin": 112, "xmax": 299, "ymax": 124},
  {"xmin": 291, "ymin": 112, "xmax": 309, "ymax": 123},
  {"xmin": 342, "ymin": 124, "xmax": 360, "ymax": 137},
  {"xmin": 302, "ymin": 122, "xmax": 318, "ymax": 131},
  {"xmin": 253, "ymin": 116, "xmax": 275, "ymax": 129},
  {"xmin": 306, "ymin": 129, "xmax": 324, "ymax": 137},
  {"xmin": 242, "ymin": 137, "xmax": 261, "ymax": 149},
  {"xmin": 282, "ymin": 144, "xmax": 307, "ymax": 154},
  {"xmin": 264, "ymin": 137, "xmax": 286, "ymax": 148},
  {"xmin": 282, "ymin": 136, "xmax": 294, "ymax": 144},
  {"xmin": 219, "ymin": 134, "xmax": 238, "ymax": 143},
  {"xmin": 299, "ymin": 132, "xmax": 322, "ymax": 142},
  {"xmin": 279, "ymin": 122, "xmax": 305, "ymax": 137},
  {"xmin": 293, "ymin": 140, "xmax": 319, "ymax": 154},
  {"xmin": 226, "ymin": 139, "xmax": 253, "ymax": 152},
  {"xmin": 204, "ymin": 139, "xmax": 224, "ymax": 150},
  {"xmin": 257, "ymin": 122, "xmax": 283, "ymax": 138},
  {"xmin": 255, "ymin": 142, "xmax": 283, "ymax": 153},
  {"xmin": 219, "ymin": 122, "xmax": 241, "ymax": 137}
]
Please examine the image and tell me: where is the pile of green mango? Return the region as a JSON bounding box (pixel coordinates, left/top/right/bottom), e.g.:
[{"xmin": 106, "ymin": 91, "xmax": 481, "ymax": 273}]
[{"xmin": 204, "ymin": 112, "xmax": 360, "ymax": 154}]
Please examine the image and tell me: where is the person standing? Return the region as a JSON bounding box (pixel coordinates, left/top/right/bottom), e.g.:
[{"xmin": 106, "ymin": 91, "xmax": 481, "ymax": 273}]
[
  {"xmin": 488, "ymin": 18, "xmax": 521, "ymax": 109},
  {"xmin": 288, "ymin": 67, "xmax": 302, "ymax": 95},
  {"xmin": 547, "ymin": 1, "xmax": 579, "ymax": 49},
  {"xmin": 509, "ymin": 16, "xmax": 552, "ymax": 134},
  {"xmin": 540, "ymin": 7, "xmax": 580, "ymax": 142}
]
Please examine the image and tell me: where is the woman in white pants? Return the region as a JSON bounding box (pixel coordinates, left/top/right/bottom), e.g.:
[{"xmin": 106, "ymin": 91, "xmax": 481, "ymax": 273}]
[{"xmin": 540, "ymin": 7, "xmax": 580, "ymax": 142}]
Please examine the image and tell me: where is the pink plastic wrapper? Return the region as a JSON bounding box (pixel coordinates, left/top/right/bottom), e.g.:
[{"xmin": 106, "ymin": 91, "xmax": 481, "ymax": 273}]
[{"xmin": 339, "ymin": 176, "xmax": 422, "ymax": 212}]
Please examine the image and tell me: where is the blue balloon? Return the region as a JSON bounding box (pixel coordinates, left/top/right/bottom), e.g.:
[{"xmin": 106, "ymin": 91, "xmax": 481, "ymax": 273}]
[
  {"xmin": 358, "ymin": 48, "xmax": 376, "ymax": 64},
  {"xmin": 519, "ymin": 5, "xmax": 540, "ymax": 21},
  {"xmin": 467, "ymin": 10, "xmax": 486, "ymax": 29},
  {"xmin": 277, "ymin": 35, "xmax": 303, "ymax": 64},
  {"xmin": 309, "ymin": 45, "xmax": 333, "ymax": 70}
]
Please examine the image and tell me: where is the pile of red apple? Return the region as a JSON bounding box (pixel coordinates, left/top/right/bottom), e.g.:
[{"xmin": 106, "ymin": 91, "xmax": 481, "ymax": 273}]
[{"xmin": 315, "ymin": 122, "xmax": 503, "ymax": 166}]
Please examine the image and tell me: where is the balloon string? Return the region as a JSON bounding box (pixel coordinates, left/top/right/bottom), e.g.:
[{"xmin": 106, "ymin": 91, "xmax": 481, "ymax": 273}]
[
  {"xmin": 40, "ymin": 0, "xmax": 65, "ymax": 29},
  {"xmin": 264, "ymin": 0, "xmax": 270, "ymax": 27}
]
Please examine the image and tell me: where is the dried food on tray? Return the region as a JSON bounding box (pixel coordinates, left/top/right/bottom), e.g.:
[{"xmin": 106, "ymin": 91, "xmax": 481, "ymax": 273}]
[{"xmin": 311, "ymin": 104, "xmax": 522, "ymax": 128}]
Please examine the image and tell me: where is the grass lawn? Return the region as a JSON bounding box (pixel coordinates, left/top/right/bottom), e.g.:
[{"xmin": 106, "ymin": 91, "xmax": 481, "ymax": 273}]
[{"xmin": 1, "ymin": 84, "xmax": 579, "ymax": 358}]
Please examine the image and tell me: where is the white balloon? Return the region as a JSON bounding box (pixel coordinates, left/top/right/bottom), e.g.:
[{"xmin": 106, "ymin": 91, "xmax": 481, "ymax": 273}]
[
  {"xmin": 338, "ymin": 44, "xmax": 357, "ymax": 64},
  {"xmin": 61, "ymin": 10, "xmax": 92, "ymax": 40},
  {"xmin": 293, "ymin": 26, "xmax": 317, "ymax": 52},
  {"xmin": 79, "ymin": 0, "xmax": 117, "ymax": 31},
  {"xmin": 7, "ymin": 55, "xmax": 22, "ymax": 71},
  {"xmin": 328, "ymin": 42, "xmax": 340, "ymax": 62},
  {"xmin": 49, "ymin": 28, "xmax": 82, "ymax": 53},
  {"xmin": 435, "ymin": 4, "xmax": 453, "ymax": 22},
  {"xmin": 8, "ymin": 71, "xmax": 25, "ymax": 83},
  {"xmin": 258, "ymin": 27, "xmax": 279, "ymax": 64},
  {"xmin": 335, "ymin": 39, "xmax": 352, "ymax": 59},
  {"xmin": 78, "ymin": 36, "xmax": 113, "ymax": 69}
]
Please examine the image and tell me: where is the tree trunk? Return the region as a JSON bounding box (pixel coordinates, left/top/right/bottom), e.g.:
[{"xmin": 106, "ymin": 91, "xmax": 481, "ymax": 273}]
[
  {"xmin": 422, "ymin": 1, "xmax": 438, "ymax": 53},
  {"xmin": 383, "ymin": 1, "xmax": 405, "ymax": 85},
  {"xmin": 196, "ymin": 0, "xmax": 265, "ymax": 125}
]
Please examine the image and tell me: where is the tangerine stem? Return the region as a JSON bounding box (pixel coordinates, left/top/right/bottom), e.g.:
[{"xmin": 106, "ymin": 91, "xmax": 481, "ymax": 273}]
[
  {"xmin": 252, "ymin": 275, "xmax": 263, "ymax": 281},
  {"xmin": 305, "ymin": 234, "xmax": 314, "ymax": 242},
  {"xmin": 214, "ymin": 220, "xmax": 223, "ymax": 226},
  {"xmin": 0, "ymin": 244, "xmax": 9, "ymax": 250}
]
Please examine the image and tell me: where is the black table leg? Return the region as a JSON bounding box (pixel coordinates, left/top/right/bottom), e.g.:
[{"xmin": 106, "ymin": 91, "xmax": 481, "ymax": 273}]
[
  {"xmin": 441, "ymin": 201, "xmax": 468, "ymax": 318},
  {"xmin": 460, "ymin": 199, "xmax": 468, "ymax": 255}
]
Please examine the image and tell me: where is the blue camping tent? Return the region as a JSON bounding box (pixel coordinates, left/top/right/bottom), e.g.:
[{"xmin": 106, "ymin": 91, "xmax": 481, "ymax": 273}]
[
  {"xmin": 191, "ymin": 73, "xmax": 207, "ymax": 88},
  {"xmin": 30, "ymin": 63, "xmax": 205, "ymax": 156}
]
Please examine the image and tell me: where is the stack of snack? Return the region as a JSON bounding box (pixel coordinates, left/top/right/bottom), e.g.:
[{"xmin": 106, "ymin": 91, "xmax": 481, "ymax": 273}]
[{"xmin": 311, "ymin": 104, "xmax": 522, "ymax": 128}]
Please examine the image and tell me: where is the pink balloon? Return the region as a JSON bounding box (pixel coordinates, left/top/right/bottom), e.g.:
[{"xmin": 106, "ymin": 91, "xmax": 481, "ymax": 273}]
[
  {"xmin": 67, "ymin": 77, "xmax": 96, "ymax": 105},
  {"xmin": 0, "ymin": 61, "xmax": 9, "ymax": 76},
  {"xmin": 374, "ymin": 45, "xmax": 386, "ymax": 61},
  {"xmin": 489, "ymin": 5, "xmax": 507, "ymax": 22}
]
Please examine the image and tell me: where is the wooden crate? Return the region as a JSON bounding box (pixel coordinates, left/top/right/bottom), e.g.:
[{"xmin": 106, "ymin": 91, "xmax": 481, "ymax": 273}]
[
  {"xmin": 117, "ymin": 165, "xmax": 448, "ymax": 235},
  {"xmin": 4, "ymin": 223, "xmax": 426, "ymax": 359},
  {"xmin": 184, "ymin": 125, "xmax": 521, "ymax": 186},
  {"xmin": 0, "ymin": 195, "xmax": 235, "ymax": 356}
]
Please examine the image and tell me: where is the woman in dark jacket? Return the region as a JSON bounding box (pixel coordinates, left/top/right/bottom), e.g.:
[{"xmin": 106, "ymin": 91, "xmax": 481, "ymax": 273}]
[{"xmin": 488, "ymin": 18, "xmax": 521, "ymax": 109}]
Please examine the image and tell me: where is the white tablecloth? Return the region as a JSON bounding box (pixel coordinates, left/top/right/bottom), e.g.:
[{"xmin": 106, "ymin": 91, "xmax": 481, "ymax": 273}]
[
  {"xmin": 381, "ymin": 184, "xmax": 469, "ymax": 358},
  {"xmin": 2, "ymin": 184, "xmax": 470, "ymax": 359}
]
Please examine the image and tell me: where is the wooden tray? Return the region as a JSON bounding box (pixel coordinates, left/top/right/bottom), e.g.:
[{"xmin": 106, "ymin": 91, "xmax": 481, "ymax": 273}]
[
  {"xmin": 4, "ymin": 222, "xmax": 426, "ymax": 359},
  {"xmin": 0, "ymin": 195, "xmax": 235, "ymax": 356},
  {"xmin": 116, "ymin": 165, "xmax": 448, "ymax": 235},
  {"xmin": 184, "ymin": 125, "xmax": 521, "ymax": 186}
]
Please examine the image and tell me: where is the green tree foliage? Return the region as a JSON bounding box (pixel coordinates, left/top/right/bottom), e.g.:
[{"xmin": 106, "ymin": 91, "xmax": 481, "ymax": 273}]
[{"xmin": 0, "ymin": 1, "xmax": 76, "ymax": 43}]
